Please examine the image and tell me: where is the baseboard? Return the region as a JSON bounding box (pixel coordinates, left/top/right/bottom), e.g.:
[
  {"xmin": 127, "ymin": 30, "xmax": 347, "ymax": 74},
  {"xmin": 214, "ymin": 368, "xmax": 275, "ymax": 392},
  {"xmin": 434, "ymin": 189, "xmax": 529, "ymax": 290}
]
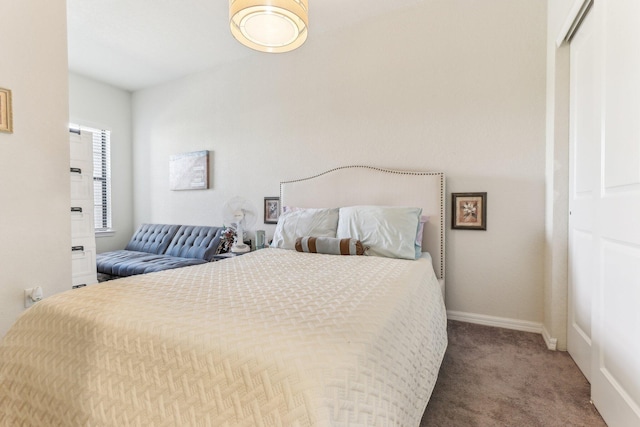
[
  {"xmin": 446, "ymin": 310, "xmax": 544, "ymax": 335},
  {"xmin": 541, "ymin": 326, "xmax": 558, "ymax": 351}
]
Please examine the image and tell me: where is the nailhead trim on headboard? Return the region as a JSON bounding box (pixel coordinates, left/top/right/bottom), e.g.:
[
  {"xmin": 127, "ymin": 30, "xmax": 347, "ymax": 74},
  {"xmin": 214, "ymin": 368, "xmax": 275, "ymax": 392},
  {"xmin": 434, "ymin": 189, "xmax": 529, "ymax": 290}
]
[{"xmin": 280, "ymin": 165, "xmax": 445, "ymax": 281}]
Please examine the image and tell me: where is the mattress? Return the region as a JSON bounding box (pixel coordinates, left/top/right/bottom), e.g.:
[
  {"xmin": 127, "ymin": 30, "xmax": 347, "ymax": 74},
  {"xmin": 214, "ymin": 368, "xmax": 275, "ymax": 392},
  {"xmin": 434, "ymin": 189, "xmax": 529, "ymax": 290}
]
[{"xmin": 0, "ymin": 248, "xmax": 447, "ymax": 426}]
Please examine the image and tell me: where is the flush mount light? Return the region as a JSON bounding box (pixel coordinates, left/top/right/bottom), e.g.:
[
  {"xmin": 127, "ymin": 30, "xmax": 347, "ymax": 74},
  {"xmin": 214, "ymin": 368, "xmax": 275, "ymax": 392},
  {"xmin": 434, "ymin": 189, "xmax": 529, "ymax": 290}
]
[{"xmin": 230, "ymin": 0, "xmax": 308, "ymax": 53}]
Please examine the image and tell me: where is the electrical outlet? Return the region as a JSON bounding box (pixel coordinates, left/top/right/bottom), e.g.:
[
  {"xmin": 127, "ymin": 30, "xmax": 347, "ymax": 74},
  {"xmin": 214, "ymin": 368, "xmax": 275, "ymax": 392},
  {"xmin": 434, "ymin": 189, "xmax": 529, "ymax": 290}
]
[
  {"xmin": 24, "ymin": 287, "xmax": 43, "ymax": 308},
  {"xmin": 24, "ymin": 288, "xmax": 35, "ymax": 308}
]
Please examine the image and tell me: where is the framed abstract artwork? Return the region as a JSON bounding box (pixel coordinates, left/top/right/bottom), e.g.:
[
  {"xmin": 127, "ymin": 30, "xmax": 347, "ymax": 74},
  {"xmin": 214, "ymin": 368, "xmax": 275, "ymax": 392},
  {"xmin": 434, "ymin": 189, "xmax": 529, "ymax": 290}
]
[{"xmin": 169, "ymin": 150, "xmax": 209, "ymax": 190}]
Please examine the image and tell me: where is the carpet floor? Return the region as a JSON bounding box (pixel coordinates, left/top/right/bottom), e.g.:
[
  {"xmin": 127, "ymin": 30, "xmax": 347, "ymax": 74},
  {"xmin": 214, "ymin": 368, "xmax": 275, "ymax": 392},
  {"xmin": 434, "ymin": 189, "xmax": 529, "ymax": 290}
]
[{"xmin": 420, "ymin": 321, "xmax": 607, "ymax": 427}]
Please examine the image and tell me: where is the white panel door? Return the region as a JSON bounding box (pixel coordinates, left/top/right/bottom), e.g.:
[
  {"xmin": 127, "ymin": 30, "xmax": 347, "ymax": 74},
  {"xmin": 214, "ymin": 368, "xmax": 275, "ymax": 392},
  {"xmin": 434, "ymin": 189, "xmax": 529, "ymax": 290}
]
[
  {"xmin": 569, "ymin": 1, "xmax": 640, "ymax": 425},
  {"xmin": 590, "ymin": 0, "xmax": 640, "ymax": 425},
  {"xmin": 568, "ymin": 6, "xmax": 599, "ymax": 382}
]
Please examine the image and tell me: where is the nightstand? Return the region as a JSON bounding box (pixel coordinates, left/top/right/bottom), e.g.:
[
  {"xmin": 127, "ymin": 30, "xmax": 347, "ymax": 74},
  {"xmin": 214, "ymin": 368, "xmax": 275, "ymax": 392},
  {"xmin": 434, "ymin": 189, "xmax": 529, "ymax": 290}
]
[{"xmin": 213, "ymin": 240, "xmax": 254, "ymax": 261}]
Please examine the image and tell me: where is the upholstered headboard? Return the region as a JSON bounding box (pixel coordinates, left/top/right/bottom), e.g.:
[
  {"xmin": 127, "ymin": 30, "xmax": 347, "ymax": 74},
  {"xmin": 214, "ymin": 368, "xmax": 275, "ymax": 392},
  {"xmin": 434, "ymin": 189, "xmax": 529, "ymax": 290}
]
[{"xmin": 280, "ymin": 166, "xmax": 445, "ymax": 284}]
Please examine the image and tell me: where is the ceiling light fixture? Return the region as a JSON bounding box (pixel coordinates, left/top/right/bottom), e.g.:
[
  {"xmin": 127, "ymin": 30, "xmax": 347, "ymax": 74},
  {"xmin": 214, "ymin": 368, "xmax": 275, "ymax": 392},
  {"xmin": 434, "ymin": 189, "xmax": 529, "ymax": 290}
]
[{"xmin": 230, "ymin": 0, "xmax": 308, "ymax": 53}]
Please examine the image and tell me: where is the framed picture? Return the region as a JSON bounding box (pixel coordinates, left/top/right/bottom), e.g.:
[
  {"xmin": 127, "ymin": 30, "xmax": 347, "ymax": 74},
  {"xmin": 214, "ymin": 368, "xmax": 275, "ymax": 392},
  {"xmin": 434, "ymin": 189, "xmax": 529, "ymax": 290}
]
[
  {"xmin": 169, "ymin": 150, "xmax": 209, "ymax": 191},
  {"xmin": 452, "ymin": 192, "xmax": 487, "ymax": 230},
  {"xmin": 264, "ymin": 197, "xmax": 281, "ymax": 224},
  {"xmin": 0, "ymin": 88, "xmax": 13, "ymax": 133}
]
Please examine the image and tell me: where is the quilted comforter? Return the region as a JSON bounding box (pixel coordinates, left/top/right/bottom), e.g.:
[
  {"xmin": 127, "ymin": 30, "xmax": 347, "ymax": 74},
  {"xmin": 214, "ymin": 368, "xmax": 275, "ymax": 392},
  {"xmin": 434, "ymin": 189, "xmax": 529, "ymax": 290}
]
[{"xmin": 0, "ymin": 249, "xmax": 447, "ymax": 426}]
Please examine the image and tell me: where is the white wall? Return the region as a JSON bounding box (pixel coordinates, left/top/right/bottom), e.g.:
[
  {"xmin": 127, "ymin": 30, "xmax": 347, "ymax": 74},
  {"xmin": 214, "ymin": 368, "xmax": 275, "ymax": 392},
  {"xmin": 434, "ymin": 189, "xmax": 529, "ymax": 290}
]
[
  {"xmin": 0, "ymin": 0, "xmax": 70, "ymax": 336},
  {"xmin": 68, "ymin": 72, "xmax": 134, "ymax": 252},
  {"xmin": 133, "ymin": 0, "xmax": 547, "ymax": 324},
  {"xmin": 543, "ymin": 0, "xmax": 577, "ymax": 350}
]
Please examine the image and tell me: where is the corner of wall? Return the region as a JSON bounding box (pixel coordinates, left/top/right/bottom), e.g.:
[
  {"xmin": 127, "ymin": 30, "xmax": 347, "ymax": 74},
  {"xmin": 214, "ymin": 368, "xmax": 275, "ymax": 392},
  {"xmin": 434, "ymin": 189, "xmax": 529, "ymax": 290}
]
[
  {"xmin": 543, "ymin": 0, "xmax": 574, "ymax": 352},
  {"xmin": 542, "ymin": 325, "xmax": 559, "ymax": 351}
]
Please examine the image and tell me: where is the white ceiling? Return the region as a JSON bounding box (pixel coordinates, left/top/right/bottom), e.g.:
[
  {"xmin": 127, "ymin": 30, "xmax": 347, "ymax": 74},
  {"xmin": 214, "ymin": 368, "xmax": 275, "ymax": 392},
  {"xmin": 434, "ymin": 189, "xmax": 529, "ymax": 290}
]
[{"xmin": 67, "ymin": 0, "xmax": 424, "ymax": 92}]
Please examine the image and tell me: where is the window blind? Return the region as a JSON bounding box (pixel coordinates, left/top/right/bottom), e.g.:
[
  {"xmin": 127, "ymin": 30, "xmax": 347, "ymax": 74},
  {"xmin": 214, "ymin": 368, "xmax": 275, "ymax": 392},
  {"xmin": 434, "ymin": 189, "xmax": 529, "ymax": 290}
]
[{"xmin": 92, "ymin": 129, "xmax": 112, "ymax": 231}]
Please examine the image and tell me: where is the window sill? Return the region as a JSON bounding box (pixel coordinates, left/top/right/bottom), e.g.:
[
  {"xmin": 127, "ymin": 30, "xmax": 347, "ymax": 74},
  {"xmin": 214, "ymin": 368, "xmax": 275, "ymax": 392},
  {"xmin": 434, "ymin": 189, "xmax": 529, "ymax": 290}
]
[{"xmin": 96, "ymin": 229, "xmax": 116, "ymax": 238}]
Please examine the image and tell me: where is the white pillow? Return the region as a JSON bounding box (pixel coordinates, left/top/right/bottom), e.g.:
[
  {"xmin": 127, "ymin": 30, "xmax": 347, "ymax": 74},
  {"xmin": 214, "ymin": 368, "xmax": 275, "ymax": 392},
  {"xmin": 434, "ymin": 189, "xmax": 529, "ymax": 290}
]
[
  {"xmin": 337, "ymin": 206, "xmax": 422, "ymax": 260},
  {"xmin": 270, "ymin": 208, "xmax": 339, "ymax": 250}
]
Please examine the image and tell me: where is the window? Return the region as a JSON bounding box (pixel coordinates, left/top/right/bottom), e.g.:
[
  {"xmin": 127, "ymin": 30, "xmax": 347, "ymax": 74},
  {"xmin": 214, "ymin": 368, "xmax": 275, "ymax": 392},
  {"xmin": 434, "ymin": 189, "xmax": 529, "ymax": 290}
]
[{"xmin": 70, "ymin": 124, "xmax": 112, "ymax": 232}]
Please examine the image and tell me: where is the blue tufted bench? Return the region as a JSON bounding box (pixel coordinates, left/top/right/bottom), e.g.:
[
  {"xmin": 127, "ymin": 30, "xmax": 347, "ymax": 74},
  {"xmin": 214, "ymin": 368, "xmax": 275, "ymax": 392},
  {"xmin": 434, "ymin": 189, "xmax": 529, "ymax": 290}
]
[{"xmin": 96, "ymin": 224, "xmax": 224, "ymax": 280}]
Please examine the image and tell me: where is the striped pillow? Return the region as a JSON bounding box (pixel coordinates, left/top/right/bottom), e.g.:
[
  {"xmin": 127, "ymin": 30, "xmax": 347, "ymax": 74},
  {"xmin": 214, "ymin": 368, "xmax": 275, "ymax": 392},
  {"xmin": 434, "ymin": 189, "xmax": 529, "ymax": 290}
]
[{"xmin": 295, "ymin": 237, "xmax": 365, "ymax": 256}]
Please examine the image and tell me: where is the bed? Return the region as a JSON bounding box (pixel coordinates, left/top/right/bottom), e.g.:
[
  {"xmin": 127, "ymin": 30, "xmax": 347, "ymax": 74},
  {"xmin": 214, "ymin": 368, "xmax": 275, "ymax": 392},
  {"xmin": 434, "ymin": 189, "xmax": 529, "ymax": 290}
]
[{"xmin": 0, "ymin": 166, "xmax": 447, "ymax": 426}]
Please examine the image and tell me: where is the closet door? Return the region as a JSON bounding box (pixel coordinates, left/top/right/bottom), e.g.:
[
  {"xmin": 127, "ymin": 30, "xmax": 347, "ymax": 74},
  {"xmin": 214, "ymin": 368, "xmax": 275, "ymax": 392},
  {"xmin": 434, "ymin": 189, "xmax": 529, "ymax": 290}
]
[
  {"xmin": 590, "ymin": 0, "xmax": 640, "ymax": 425},
  {"xmin": 569, "ymin": 1, "xmax": 640, "ymax": 425}
]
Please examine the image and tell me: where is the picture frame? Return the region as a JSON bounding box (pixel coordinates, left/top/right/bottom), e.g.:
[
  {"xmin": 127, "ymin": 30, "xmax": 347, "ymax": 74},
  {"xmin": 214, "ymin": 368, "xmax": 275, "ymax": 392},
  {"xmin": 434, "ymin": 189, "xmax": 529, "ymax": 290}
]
[
  {"xmin": 169, "ymin": 150, "xmax": 209, "ymax": 191},
  {"xmin": 264, "ymin": 197, "xmax": 281, "ymax": 224},
  {"xmin": 0, "ymin": 88, "xmax": 13, "ymax": 133},
  {"xmin": 452, "ymin": 192, "xmax": 487, "ymax": 230}
]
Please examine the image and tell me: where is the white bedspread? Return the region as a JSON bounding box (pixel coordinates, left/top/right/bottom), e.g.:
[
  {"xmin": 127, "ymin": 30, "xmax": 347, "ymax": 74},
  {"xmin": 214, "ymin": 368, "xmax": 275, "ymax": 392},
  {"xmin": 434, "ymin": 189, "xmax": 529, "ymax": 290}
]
[{"xmin": 0, "ymin": 249, "xmax": 447, "ymax": 426}]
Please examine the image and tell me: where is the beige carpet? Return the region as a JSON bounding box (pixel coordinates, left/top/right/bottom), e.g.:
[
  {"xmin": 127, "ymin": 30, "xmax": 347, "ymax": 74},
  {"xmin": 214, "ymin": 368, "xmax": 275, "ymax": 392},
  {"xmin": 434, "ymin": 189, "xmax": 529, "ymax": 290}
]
[{"xmin": 420, "ymin": 321, "xmax": 607, "ymax": 427}]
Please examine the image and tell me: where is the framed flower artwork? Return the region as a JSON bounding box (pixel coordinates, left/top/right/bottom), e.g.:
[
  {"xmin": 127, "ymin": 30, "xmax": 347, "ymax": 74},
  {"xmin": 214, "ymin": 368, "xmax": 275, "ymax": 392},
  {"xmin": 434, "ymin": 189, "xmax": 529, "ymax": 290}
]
[
  {"xmin": 264, "ymin": 197, "xmax": 280, "ymax": 224},
  {"xmin": 452, "ymin": 192, "xmax": 487, "ymax": 230}
]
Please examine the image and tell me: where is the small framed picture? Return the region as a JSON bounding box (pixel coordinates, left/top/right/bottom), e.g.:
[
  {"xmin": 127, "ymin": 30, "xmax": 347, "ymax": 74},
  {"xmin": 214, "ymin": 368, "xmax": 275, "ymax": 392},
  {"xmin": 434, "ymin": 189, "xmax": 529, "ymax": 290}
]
[
  {"xmin": 452, "ymin": 192, "xmax": 487, "ymax": 230},
  {"xmin": 264, "ymin": 197, "xmax": 281, "ymax": 224},
  {"xmin": 0, "ymin": 88, "xmax": 13, "ymax": 133}
]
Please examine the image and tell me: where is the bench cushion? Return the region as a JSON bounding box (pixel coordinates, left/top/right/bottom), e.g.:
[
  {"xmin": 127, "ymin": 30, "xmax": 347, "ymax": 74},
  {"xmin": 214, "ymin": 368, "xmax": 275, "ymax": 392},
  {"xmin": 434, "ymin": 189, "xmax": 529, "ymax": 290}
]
[
  {"xmin": 96, "ymin": 250, "xmax": 154, "ymax": 276},
  {"xmin": 108, "ymin": 254, "xmax": 208, "ymax": 277}
]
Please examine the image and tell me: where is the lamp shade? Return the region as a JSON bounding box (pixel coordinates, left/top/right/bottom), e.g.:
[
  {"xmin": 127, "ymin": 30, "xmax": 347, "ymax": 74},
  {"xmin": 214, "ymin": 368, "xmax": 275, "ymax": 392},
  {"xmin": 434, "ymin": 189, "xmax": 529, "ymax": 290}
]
[{"xmin": 230, "ymin": 0, "xmax": 308, "ymax": 53}]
